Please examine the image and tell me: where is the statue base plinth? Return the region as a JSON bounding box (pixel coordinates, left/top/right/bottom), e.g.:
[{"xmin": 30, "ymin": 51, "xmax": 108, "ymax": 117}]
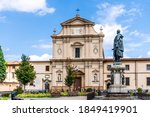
[
  {"xmin": 108, "ymin": 85, "xmax": 127, "ymax": 93},
  {"xmin": 108, "ymin": 63, "xmax": 128, "ymax": 95}
]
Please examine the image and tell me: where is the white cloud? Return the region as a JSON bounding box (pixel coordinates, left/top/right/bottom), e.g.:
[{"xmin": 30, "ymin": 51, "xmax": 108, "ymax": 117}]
[
  {"xmin": 127, "ymin": 8, "xmax": 142, "ymax": 16},
  {"xmin": 94, "ymin": 23, "xmax": 128, "ymax": 48},
  {"xmin": 147, "ymin": 51, "xmax": 150, "ymax": 56},
  {"xmin": 96, "ymin": 3, "xmax": 125, "ymax": 24},
  {"xmin": 32, "ymin": 43, "xmax": 52, "ymax": 49},
  {"xmin": 94, "ymin": 2, "xmax": 143, "ymax": 58},
  {"xmin": 128, "ymin": 43, "xmax": 142, "ymax": 48},
  {"xmin": 94, "ymin": 3, "xmax": 129, "ymax": 49},
  {"xmin": 129, "ymin": 30, "xmax": 145, "ymax": 37},
  {"xmin": 29, "ymin": 54, "xmax": 52, "ymax": 61},
  {"xmin": 0, "ymin": 0, "xmax": 55, "ymax": 16}
]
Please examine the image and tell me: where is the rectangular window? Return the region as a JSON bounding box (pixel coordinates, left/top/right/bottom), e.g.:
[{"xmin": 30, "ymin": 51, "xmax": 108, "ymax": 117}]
[
  {"xmin": 126, "ymin": 77, "xmax": 130, "ymax": 86},
  {"xmin": 30, "ymin": 80, "xmax": 35, "ymax": 86},
  {"xmin": 12, "ymin": 72, "xmax": 15, "ymax": 78},
  {"xmin": 147, "ymin": 64, "xmax": 150, "ymax": 70},
  {"xmin": 107, "ymin": 65, "xmax": 111, "ymax": 71},
  {"xmin": 147, "ymin": 77, "xmax": 150, "ymax": 86},
  {"xmin": 75, "ymin": 48, "xmax": 80, "ymax": 58},
  {"xmin": 45, "ymin": 66, "xmax": 49, "ymax": 71},
  {"xmin": 125, "ymin": 65, "xmax": 130, "ymax": 70},
  {"xmin": 107, "ymin": 75, "xmax": 111, "ymax": 78},
  {"xmin": 12, "ymin": 66, "xmax": 15, "ymax": 69}
]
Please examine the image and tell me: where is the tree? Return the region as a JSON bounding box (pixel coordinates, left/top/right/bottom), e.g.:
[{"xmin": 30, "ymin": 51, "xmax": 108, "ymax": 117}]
[
  {"xmin": 65, "ymin": 64, "xmax": 75, "ymax": 91},
  {"xmin": 0, "ymin": 46, "xmax": 6, "ymax": 82},
  {"xmin": 15, "ymin": 54, "xmax": 36, "ymax": 91}
]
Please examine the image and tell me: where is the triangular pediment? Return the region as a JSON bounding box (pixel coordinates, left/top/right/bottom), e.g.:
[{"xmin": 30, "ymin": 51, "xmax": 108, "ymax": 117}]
[
  {"xmin": 61, "ymin": 16, "xmax": 95, "ymax": 26},
  {"xmin": 92, "ymin": 69, "xmax": 99, "ymax": 72}
]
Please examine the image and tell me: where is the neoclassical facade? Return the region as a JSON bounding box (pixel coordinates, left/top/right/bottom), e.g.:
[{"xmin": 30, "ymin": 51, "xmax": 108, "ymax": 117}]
[
  {"xmin": 49, "ymin": 15, "xmax": 104, "ymax": 91},
  {"xmin": 1, "ymin": 15, "xmax": 150, "ymax": 91}
]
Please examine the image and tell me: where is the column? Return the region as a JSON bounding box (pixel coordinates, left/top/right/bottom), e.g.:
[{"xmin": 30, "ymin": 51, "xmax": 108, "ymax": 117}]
[
  {"xmin": 63, "ymin": 38, "xmax": 66, "ymax": 58},
  {"xmin": 62, "ymin": 62, "xmax": 66, "ymax": 88},
  {"xmin": 84, "ymin": 62, "xmax": 89, "ymax": 88},
  {"xmin": 99, "ymin": 61, "xmax": 104, "ymax": 90},
  {"xmin": 84, "ymin": 38, "xmax": 87, "ymax": 58}
]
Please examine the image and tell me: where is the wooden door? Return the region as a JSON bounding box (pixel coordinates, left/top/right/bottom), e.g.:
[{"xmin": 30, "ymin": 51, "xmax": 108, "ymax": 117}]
[{"xmin": 74, "ymin": 77, "xmax": 81, "ymax": 90}]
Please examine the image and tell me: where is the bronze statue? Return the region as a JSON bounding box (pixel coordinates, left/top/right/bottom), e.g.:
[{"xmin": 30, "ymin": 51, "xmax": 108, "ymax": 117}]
[{"xmin": 113, "ymin": 30, "xmax": 124, "ymax": 62}]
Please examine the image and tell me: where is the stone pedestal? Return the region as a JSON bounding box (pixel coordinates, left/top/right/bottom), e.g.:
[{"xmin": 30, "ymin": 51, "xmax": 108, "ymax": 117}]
[{"xmin": 108, "ymin": 63, "xmax": 128, "ymax": 94}]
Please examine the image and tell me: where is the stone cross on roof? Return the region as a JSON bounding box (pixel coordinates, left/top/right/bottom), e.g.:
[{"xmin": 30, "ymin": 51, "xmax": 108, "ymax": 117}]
[{"xmin": 76, "ymin": 8, "xmax": 80, "ymax": 17}]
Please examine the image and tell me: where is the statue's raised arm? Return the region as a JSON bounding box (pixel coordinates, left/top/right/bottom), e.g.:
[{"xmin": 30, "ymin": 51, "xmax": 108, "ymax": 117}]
[{"xmin": 113, "ymin": 29, "xmax": 124, "ymax": 63}]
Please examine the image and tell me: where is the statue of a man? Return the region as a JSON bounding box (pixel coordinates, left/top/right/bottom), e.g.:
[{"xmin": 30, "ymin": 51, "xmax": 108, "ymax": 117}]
[{"xmin": 113, "ymin": 30, "xmax": 124, "ymax": 62}]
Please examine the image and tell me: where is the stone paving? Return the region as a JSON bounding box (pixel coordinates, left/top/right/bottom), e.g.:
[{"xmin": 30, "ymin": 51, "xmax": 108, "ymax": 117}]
[
  {"xmin": 23, "ymin": 96, "xmax": 87, "ymax": 100},
  {"xmin": 93, "ymin": 96, "xmax": 141, "ymax": 100}
]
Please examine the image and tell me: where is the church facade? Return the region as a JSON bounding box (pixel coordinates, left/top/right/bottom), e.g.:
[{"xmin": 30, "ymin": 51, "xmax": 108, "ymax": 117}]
[
  {"xmin": 1, "ymin": 15, "xmax": 150, "ymax": 92},
  {"xmin": 49, "ymin": 15, "xmax": 104, "ymax": 91}
]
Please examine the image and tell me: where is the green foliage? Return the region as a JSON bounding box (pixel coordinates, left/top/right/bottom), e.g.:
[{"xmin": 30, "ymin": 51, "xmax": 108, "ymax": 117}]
[
  {"xmin": 13, "ymin": 87, "xmax": 24, "ymax": 94},
  {"xmin": 130, "ymin": 91, "xmax": 134, "ymax": 96},
  {"xmin": 137, "ymin": 88, "xmax": 142, "ymax": 94},
  {"xmin": 15, "ymin": 54, "xmax": 36, "ymax": 90},
  {"xmin": 77, "ymin": 92, "xmax": 86, "ymax": 96},
  {"xmin": 86, "ymin": 88, "xmax": 92, "ymax": 92},
  {"xmin": 0, "ymin": 97, "xmax": 9, "ymax": 100},
  {"xmin": 17, "ymin": 93, "xmax": 51, "ymax": 98},
  {"xmin": 60, "ymin": 92, "xmax": 69, "ymax": 96},
  {"xmin": 65, "ymin": 64, "xmax": 75, "ymax": 90},
  {"xmin": 0, "ymin": 46, "xmax": 6, "ymax": 82},
  {"xmin": 146, "ymin": 92, "xmax": 150, "ymax": 95},
  {"xmin": 1, "ymin": 93, "xmax": 10, "ymax": 97},
  {"xmin": 95, "ymin": 92, "xmax": 98, "ymax": 96}
]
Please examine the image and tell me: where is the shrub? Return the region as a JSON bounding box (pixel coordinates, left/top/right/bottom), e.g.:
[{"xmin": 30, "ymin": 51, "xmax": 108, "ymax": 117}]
[
  {"xmin": 78, "ymin": 92, "xmax": 86, "ymax": 96},
  {"xmin": 13, "ymin": 87, "xmax": 23, "ymax": 94},
  {"xmin": 51, "ymin": 91, "xmax": 60, "ymax": 97},
  {"xmin": 130, "ymin": 91, "xmax": 134, "ymax": 96},
  {"xmin": 1, "ymin": 93, "xmax": 10, "ymax": 97},
  {"xmin": 0, "ymin": 97, "xmax": 9, "ymax": 100},
  {"xmin": 60, "ymin": 92, "xmax": 69, "ymax": 96},
  {"xmin": 146, "ymin": 92, "xmax": 150, "ymax": 95},
  {"xmin": 86, "ymin": 88, "xmax": 92, "ymax": 92},
  {"xmin": 95, "ymin": 92, "xmax": 98, "ymax": 96},
  {"xmin": 68, "ymin": 91, "xmax": 78, "ymax": 96},
  {"xmin": 25, "ymin": 90, "xmax": 46, "ymax": 94},
  {"xmin": 17, "ymin": 93, "xmax": 51, "ymax": 98},
  {"xmin": 137, "ymin": 88, "xmax": 142, "ymax": 94}
]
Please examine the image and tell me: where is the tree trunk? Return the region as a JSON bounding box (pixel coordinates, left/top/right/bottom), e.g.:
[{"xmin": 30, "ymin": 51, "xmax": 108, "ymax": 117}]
[
  {"xmin": 23, "ymin": 85, "xmax": 25, "ymax": 93},
  {"xmin": 69, "ymin": 86, "xmax": 71, "ymax": 91}
]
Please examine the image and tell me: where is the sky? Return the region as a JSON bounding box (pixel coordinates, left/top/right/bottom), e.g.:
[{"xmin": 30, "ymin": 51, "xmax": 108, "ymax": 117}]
[{"xmin": 0, "ymin": 0, "xmax": 150, "ymax": 61}]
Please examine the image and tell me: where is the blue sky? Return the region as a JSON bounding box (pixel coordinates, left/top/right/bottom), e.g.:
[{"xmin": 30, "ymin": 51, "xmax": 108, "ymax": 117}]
[{"xmin": 0, "ymin": 0, "xmax": 150, "ymax": 61}]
